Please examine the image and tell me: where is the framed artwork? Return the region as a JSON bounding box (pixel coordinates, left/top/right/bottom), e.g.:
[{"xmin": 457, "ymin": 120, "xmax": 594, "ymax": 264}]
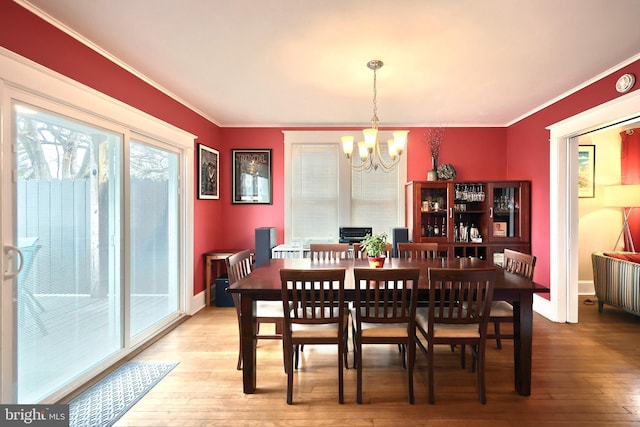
[
  {"xmin": 578, "ymin": 145, "xmax": 595, "ymax": 198},
  {"xmin": 493, "ymin": 222, "xmax": 507, "ymax": 237},
  {"xmin": 198, "ymin": 144, "xmax": 219, "ymax": 199},
  {"xmin": 232, "ymin": 149, "xmax": 272, "ymax": 204}
]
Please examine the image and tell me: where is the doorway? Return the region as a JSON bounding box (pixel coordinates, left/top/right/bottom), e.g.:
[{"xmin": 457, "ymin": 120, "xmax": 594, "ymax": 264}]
[{"xmin": 543, "ymin": 89, "xmax": 640, "ymax": 323}]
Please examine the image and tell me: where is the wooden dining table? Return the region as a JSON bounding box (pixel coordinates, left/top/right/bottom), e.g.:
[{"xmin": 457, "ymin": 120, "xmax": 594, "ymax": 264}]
[{"xmin": 227, "ymin": 256, "xmax": 549, "ymax": 396}]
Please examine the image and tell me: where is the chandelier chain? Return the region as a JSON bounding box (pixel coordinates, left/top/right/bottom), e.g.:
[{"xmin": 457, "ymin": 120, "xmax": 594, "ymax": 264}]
[{"xmin": 371, "ymin": 65, "xmax": 378, "ymax": 129}]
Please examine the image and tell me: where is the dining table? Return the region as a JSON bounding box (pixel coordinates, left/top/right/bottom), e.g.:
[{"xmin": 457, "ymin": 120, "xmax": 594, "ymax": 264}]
[{"xmin": 227, "ymin": 256, "xmax": 549, "ymax": 396}]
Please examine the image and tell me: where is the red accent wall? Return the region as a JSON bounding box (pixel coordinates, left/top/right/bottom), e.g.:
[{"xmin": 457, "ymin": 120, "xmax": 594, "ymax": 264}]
[
  {"xmin": 218, "ymin": 128, "xmax": 286, "ymax": 247},
  {"xmin": 219, "ymin": 127, "xmax": 508, "ymax": 248},
  {"xmin": 404, "ymin": 127, "xmax": 508, "ymax": 182}
]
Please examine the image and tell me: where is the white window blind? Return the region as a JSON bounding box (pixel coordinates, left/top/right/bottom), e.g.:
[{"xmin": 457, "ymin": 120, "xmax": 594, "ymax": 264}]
[
  {"xmin": 351, "ymin": 151, "xmax": 400, "ymax": 235},
  {"xmin": 284, "ymin": 131, "xmax": 407, "ymax": 245},
  {"xmin": 291, "ymin": 143, "xmax": 339, "ymax": 243}
]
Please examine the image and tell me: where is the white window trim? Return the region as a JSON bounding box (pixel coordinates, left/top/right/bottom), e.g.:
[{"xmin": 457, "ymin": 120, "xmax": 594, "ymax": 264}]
[{"xmin": 283, "ymin": 130, "xmax": 407, "ymax": 244}]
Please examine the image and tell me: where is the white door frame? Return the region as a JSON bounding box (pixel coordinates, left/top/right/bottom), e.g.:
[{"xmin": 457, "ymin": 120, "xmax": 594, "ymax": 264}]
[{"xmin": 536, "ymin": 89, "xmax": 640, "ymax": 323}]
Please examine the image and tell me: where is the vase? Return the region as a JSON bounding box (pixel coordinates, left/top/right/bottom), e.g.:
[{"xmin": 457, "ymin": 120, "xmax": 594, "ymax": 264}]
[
  {"xmin": 368, "ymin": 256, "xmax": 386, "ymax": 268},
  {"xmin": 428, "ymin": 154, "xmax": 438, "ymax": 181}
]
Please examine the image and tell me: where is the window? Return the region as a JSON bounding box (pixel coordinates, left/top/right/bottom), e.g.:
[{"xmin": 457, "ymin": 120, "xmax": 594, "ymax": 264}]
[{"xmin": 284, "ymin": 131, "xmax": 407, "ymax": 244}]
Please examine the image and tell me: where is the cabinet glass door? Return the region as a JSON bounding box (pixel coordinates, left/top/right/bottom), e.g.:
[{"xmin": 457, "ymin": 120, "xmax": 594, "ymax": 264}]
[
  {"xmin": 452, "ymin": 183, "xmax": 486, "ymax": 243},
  {"xmin": 419, "ymin": 184, "xmax": 448, "ymax": 239},
  {"xmin": 489, "ymin": 183, "xmax": 523, "ymax": 240}
]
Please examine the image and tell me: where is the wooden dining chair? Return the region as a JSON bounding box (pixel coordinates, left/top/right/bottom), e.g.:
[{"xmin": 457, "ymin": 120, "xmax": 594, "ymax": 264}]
[
  {"xmin": 308, "ymin": 243, "xmax": 351, "ymax": 260},
  {"xmin": 489, "ymin": 249, "xmax": 536, "ymax": 349},
  {"xmin": 397, "ymin": 242, "xmax": 439, "ymax": 259},
  {"xmin": 415, "ymin": 267, "xmax": 496, "ymax": 404},
  {"xmin": 226, "ymin": 249, "xmax": 285, "ymax": 371},
  {"xmin": 279, "ymin": 268, "xmax": 347, "ymax": 404},
  {"xmin": 352, "ymin": 267, "xmax": 420, "ymax": 404},
  {"xmin": 353, "ymin": 242, "xmax": 393, "ymax": 259}
]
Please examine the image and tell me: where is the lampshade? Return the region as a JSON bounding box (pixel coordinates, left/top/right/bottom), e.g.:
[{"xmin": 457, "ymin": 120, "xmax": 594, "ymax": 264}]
[
  {"xmin": 603, "ymin": 184, "xmax": 640, "ymax": 207},
  {"xmin": 341, "ymin": 136, "xmax": 354, "ymax": 157}
]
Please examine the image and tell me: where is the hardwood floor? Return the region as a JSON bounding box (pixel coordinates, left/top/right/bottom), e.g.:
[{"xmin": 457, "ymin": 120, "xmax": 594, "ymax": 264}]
[{"xmin": 113, "ymin": 296, "xmax": 640, "ymax": 426}]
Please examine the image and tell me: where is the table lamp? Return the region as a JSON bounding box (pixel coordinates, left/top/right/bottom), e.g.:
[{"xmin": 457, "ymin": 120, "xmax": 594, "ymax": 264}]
[{"xmin": 604, "ymin": 184, "xmax": 640, "ymax": 252}]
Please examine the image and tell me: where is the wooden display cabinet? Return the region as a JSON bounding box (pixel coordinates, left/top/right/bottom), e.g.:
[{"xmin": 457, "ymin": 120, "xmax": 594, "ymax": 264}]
[{"xmin": 405, "ymin": 180, "xmax": 531, "ymax": 260}]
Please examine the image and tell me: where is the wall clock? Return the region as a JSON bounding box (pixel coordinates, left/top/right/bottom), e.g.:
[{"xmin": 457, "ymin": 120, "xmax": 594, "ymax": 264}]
[{"xmin": 615, "ymin": 73, "xmax": 635, "ymax": 93}]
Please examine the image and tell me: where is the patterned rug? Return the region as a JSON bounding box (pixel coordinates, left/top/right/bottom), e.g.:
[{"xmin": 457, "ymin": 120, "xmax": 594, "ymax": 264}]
[{"xmin": 69, "ymin": 361, "xmax": 179, "ymax": 427}]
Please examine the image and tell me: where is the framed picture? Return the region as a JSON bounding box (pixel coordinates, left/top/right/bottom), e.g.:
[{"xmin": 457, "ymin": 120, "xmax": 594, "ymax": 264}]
[
  {"xmin": 232, "ymin": 149, "xmax": 272, "ymax": 204},
  {"xmin": 493, "ymin": 252, "xmax": 505, "ymax": 267},
  {"xmin": 493, "ymin": 222, "xmax": 507, "ymax": 237},
  {"xmin": 578, "ymin": 145, "xmax": 595, "ymax": 198},
  {"xmin": 198, "ymin": 144, "xmax": 219, "ymax": 200}
]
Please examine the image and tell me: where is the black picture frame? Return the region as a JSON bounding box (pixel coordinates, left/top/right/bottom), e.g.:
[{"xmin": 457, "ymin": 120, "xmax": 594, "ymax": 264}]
[
  {"xmin": 232, "ymin": 149, "xmax": 272, "ymax": 204},
  {"xmin": 198, "ymin": 144, "xmax": 219, "ymax": 200},
  {"xmin": 578, "ymin": 145, "xmax": 595, "ymax": 198}
]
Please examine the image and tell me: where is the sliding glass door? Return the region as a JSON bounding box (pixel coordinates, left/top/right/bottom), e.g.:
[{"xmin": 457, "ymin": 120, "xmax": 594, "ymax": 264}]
[
  {"xmin": 129, "ymin": 140, "xmax": 180, "ymax": 338},
  {"xmin": 2, "ymin": 94, "xmax": 184, "ymax": 403},
  {"xmin": 13, "ymin": 102, "xmax": 123, "ymax": 403}
]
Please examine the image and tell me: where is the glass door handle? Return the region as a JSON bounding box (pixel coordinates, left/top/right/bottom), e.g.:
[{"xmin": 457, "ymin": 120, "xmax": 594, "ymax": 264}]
[
  {"xmin": 489, "ymin": 207, "xmax": 494, "ymax": 218},
  {"xmin": 3, "ymin": 245, "xmax": 24, "ymax": 280}
]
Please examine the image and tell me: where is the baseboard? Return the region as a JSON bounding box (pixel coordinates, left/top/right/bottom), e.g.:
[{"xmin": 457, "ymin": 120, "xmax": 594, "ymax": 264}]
[{"xmin": 578, "ymin": 280, "xmax": 595, "ymax": 295}]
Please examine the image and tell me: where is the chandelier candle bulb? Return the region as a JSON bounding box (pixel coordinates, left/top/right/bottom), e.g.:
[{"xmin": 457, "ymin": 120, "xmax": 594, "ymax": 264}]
[
  {"xmin": 393, "ymin": 130, "xmax": 408, "ymax": 154},
  {"xmin": 357, "ymin": 141, "xmax": 368, "ymax": 160},
  {"xmin": 341, "ymin": 136, "xmax": 354, "ymax": 158},
  {"xmin": 387, "ymin": 139, "xmax": 398, "ymax": 159}
]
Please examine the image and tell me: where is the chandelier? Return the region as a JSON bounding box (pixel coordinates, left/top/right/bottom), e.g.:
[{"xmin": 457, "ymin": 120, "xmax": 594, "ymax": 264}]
[{"xmin": 341, "ymin": 60, "xmax": 408, "ymax": 172}]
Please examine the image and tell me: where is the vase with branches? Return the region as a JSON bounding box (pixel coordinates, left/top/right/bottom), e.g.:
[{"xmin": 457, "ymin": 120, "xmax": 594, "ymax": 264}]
[{"xmin": 425, "ymin": 127, "xmax": 445, "ymax": 180}]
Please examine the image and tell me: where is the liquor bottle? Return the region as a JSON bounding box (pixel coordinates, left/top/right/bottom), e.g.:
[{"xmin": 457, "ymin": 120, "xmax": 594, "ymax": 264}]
[{"xmin": 441, "ymin": 217, "xmax": 446, "ymax": 237}]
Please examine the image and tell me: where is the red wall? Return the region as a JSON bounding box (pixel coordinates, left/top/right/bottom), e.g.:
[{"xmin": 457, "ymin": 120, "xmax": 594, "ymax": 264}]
[
  {"xmin": 506, "ymin": 58, "xmax": 640, "ymax": 291},
  {"xmin": 405, "ymin": 127, "xmax": 508, "ymax": 182},
  {"xmin": 217, "ymin": 127, "xmax": 508, "ymax": 248},
  {"xmin": 218, "ymin": 128, "xmax": 286, "ymax": 247}
]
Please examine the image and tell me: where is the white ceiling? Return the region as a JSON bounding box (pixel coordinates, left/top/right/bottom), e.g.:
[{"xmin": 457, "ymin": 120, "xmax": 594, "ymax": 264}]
[{"xmin": 19, "ymin": 0, "xmax": 640, "ymax": 128}]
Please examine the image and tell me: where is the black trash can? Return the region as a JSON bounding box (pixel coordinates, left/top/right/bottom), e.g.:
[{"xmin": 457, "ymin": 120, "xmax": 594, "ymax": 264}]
[{"xmin": 215, "ymin": 276, "xmax": 234, "ymax": 307}]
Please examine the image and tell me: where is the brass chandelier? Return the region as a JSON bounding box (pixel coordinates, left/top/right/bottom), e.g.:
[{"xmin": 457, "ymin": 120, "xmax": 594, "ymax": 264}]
[{"xmin": 341, "ymin": 60, "xmax": 408, "ymax": 172}]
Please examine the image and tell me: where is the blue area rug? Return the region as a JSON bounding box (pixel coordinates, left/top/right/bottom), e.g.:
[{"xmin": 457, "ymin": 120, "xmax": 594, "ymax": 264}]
[{"xmin": 69, "ymin": 361, "xmax": 179, "ymax": 427}]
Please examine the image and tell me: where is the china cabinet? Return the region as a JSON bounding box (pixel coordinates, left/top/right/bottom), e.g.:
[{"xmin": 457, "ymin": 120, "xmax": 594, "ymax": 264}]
[{"xmin": 405, "ymin": 181, "xmax": 530, "ymax": 262}]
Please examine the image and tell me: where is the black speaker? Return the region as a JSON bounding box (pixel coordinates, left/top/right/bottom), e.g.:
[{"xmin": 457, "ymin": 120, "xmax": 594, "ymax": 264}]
[
  {"xmin": 391, "ymin": 227, "xmax": 409, "ymax": 258},
  {"xmin": 255, "ymin": 227, "xmax": 276, "ymax": 267},
  {"xmin": 215, "ymin": 277, "xmax": 234, "ymax": 307}
]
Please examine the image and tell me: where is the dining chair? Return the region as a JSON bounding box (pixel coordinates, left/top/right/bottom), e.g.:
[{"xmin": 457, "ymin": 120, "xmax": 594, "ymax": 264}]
[
  {"xmin": 226, "ymin": 249, "xmax": 285, "ymax": 371},
  {"xmin": 415, "ymin": 267, "xmax": 496, "ymax": 404},
  {"xmin": 397, "ymin": 242, "xmax": 439, "ymax": 259},
  {"xmin": 353, "ymin": 242, "xmax": 393, "ymax": 259},
  {"xmin": 352, "ymin": 267, "xmax": 421, "ymax": 404},
  {"xmin": 308, "ymin": 243, "xmax": 351, "ymax": 260},
  {"xmin": 489, "ymin": 249, "xmax": 536, "ymax": 349},
  {"xmin": 279, "ymin": 268, "xmax": 347, "ymax": 404}
]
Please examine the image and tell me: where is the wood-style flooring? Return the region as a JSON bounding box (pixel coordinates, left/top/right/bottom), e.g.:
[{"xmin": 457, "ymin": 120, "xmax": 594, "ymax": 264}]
[{"xmin": 112, "ymin": 296, "xmax": 640, "ymax": 426}]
